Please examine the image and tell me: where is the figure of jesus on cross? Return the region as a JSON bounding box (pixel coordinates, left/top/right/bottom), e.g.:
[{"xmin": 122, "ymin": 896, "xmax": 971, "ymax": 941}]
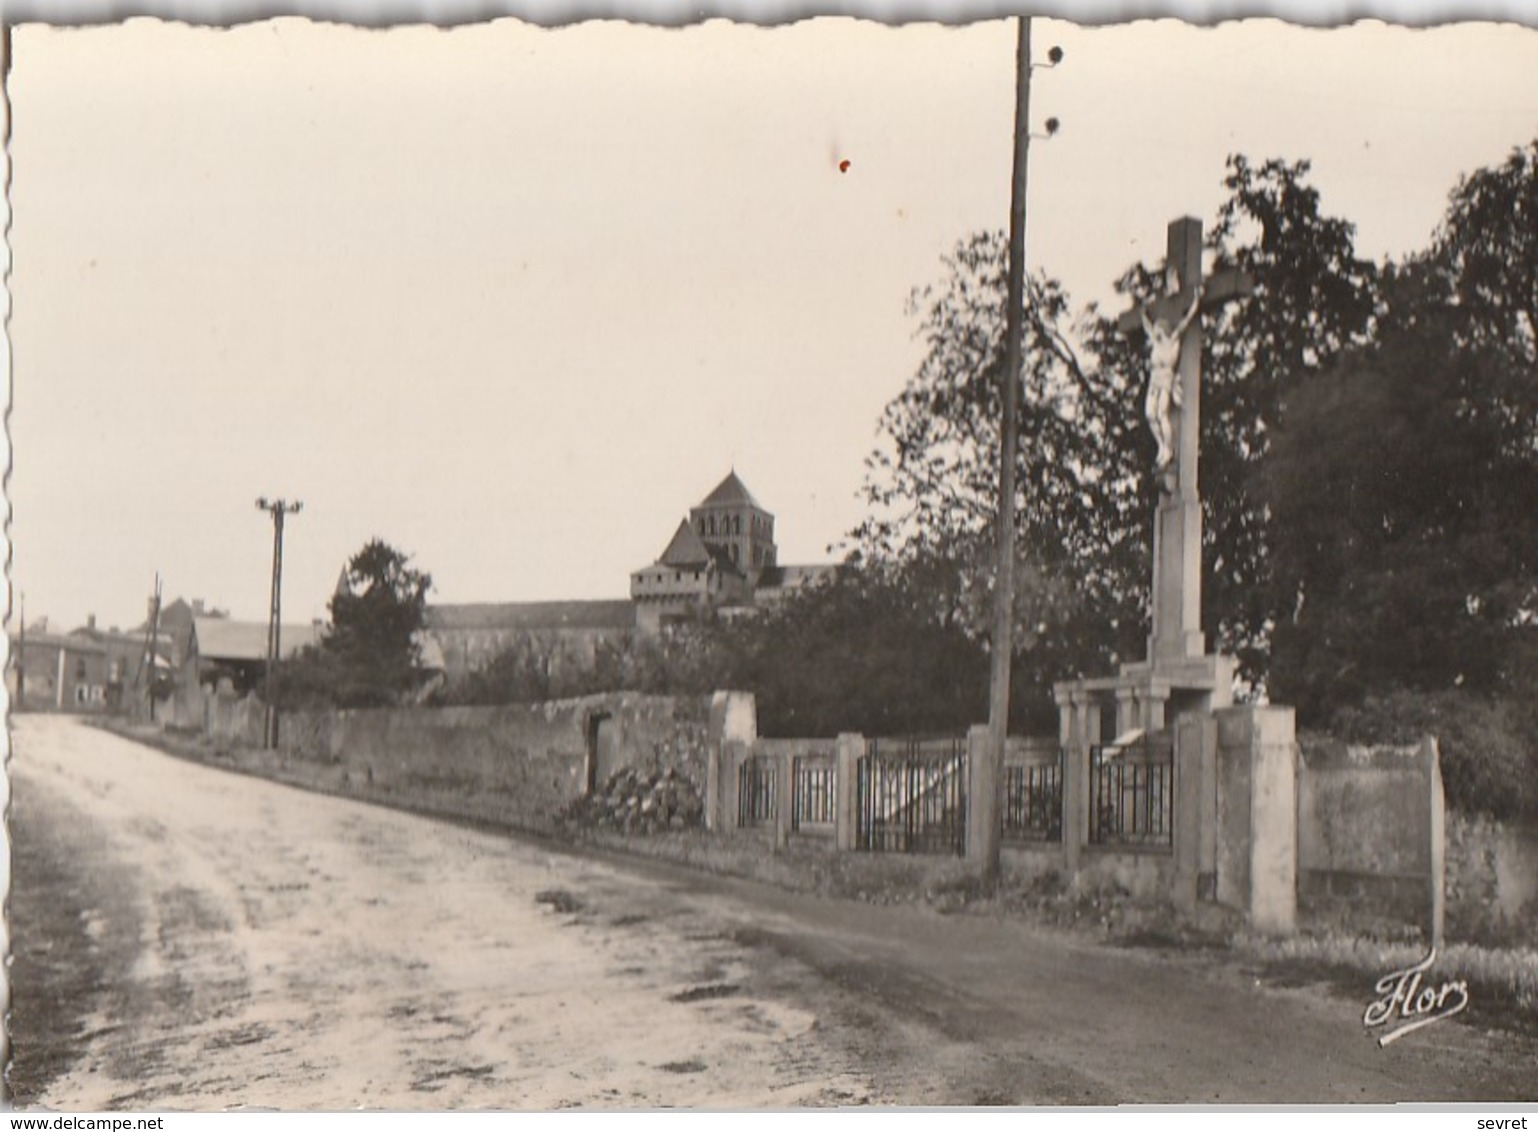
[
  {"xmin": 1140, "ymin": 269, "xmax": 1203, "ymax": 473},
  {"xmin": 1117, "ymin": 218, "xmax": 1252, "ymax": 498}
]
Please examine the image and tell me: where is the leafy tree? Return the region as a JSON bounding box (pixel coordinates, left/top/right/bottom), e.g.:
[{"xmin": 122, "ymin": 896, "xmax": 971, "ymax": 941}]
[
  {"xmin": 715, "ymin": 563, "xmax": 989, "ymax": 737},
  {"xmin": 853, "ymin": 232, "xmax": 1148, "ymax": 686},
  {"xmin": 1432, "ymin": 138, "xmax": 1538, "ymax": 370},
  {"xmin": 274, "ymin": 539, "xmax": 433, "ymax": 709},
  {"xmin": 1202, "ymin": 156, "xmax": 1381, "ymax": 678},
  {"xmin": 1264, "ymin": 158, "xmax": 1538, "ymax": 722}
]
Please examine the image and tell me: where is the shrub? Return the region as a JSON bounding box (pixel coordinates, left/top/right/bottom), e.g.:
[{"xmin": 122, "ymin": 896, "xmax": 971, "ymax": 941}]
[{"xmin": 1329, "ymin": 689, "xmax": 1538, "ymax": 822}]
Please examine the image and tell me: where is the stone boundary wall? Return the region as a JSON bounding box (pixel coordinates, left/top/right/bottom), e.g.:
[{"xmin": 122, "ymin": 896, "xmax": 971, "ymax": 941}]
[
  {"xmin": 1446, "ymin": 810, "xmax": 1538, "ymax": 941},
  {"xmin": 204, "ymin": 692, "xmax": 727, "ymax": 834},
  {"xmin": 1296, "ymin": 735, "xmax": 1442, "ymax": 936}
]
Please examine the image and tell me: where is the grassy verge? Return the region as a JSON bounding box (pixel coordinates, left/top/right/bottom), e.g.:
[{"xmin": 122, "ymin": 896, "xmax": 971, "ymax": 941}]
[{"xmin": 1231, "ymin": 931, "xmax": 1538, "ymax": 1038}]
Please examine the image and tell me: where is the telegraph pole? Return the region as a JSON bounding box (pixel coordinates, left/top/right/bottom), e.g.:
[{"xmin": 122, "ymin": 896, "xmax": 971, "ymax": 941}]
[
  {"xmin": 138, "ymin": 573, "xmax": 162, "ymax": 721},
  {"xmin": 256, "ymin": 497, "xmax": 302, "ymax": 748},
  {"xmin": 982, "ymin": 17, "xmax": 1055, "ymax": 886}
]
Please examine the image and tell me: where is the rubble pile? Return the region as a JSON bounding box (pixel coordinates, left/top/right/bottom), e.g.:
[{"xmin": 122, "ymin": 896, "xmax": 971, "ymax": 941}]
[{"xmin": 563, "ymin": 766, "xmax": 705, "ymax": 834}]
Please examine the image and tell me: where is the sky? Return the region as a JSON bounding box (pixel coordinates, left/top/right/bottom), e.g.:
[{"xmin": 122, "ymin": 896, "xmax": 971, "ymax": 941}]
[{"xmin": 6, "ymin": 12, "xmax": 1538, "ymax": 632}]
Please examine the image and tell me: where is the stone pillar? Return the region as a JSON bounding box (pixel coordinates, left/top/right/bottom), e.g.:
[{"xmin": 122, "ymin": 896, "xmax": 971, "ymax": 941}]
[
  {"xmin": 773, "ymin": 747, "xmax": 794, "ymax": 852},
  {"xmin": 1172, "ymin": 712, "xmax": 1204, "ymax": 914},
  {"xmin": 835, "ymin": 733, "xmax": 861, "ymax": 852},
  {"xmin": 1063, "ymin": 705, "xmax": 1088, "ymax": 877},
  {"xmin": 1215, "ymin": 705, "xmax": 1298, "ymax": 934},
  {"xmin": 1055, "ymin": 686, "xmax": 1076, "ymax": 747},
  {"xmin": 1143, "ymin": 685, "xmax": 1170, "ymax": 733},
  {"xmin": 704, "ymin": 732, "xmax": 722, "ymax": 832},
  {"xmin": 1115, "ymin": 686, "xmax": 1139, "ymax": 737},
  {"xmin": 719, "ymin": 739, "xmax": 745, "ymax": 837},
  {"xmin": 966, "ymin": 724, "xmax": 992, "ymax": 864},
  {"xmin": 709, "ymin": 690, "xmax": 758, "ymax": 745}
]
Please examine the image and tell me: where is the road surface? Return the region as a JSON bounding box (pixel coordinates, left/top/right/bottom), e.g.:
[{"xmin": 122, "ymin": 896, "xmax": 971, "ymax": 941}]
[{"xmin": 8, "ymin": 714, "xmax": 1536, "ymax": 1109}]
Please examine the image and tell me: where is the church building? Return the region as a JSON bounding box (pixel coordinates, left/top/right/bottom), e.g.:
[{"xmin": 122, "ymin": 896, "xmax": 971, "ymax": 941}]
[
  {"xmin": 630, "ymin": 470, "xmax": 780, "ymax": 634},
  {"xmin": 427, "ymin": 471, "xmax": 836, "ymax": 680}
]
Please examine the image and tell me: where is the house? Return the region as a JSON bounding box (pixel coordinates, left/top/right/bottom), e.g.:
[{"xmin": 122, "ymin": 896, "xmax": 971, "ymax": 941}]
[
  {"xmin": 10, "ymin": 622, "xmax": 112, "ymax": 712},
  {"xmin": 184, "ymin": 615, "xmax": 324, "ymax": 697},
  {"xmin": 67, "ymin": 613, "xmax": 173, "ymax": 713}
]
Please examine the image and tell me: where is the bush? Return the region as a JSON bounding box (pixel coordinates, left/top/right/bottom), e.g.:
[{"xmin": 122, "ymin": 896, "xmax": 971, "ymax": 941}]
[{"xmin": 1329, "ymin": 689, "xmax": 1538, "ymax": 822}]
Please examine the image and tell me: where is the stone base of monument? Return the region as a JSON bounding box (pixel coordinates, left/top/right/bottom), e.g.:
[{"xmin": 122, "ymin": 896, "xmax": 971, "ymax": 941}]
[
  {"xmin": 1053, "ymin": 652, "xmax": 1235, "ymax": 742},
  {"xmin": 1050, "ymin": 664, "xmax": 1297, "ymax": 936}
]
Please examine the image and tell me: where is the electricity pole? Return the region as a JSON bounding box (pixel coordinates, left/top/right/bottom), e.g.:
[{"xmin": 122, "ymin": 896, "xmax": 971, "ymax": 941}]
[
  {"xmin": 139, "ymin": 573, "xmax": 163, "ymax": 722},
  {"xmin": 256, "ymin": 497, "xmax": 302, "ymax": 748},
  {"xmin": 982, "ymin": 16, "xmax": 1040, "ymax": 887}
]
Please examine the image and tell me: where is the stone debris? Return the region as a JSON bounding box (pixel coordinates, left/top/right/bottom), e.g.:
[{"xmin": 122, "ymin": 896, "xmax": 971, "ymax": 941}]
[{"xmin": 561, "ymin": 767, "xmax": 706, "ymax": 835}]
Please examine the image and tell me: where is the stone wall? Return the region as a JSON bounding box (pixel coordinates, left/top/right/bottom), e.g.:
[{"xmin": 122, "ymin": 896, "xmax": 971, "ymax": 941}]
[
  {"xmin": 264, "ymin": 692, "xmax": 719, "ymax": 833},
  {"xmin": 1296, "ymin": 735, "xmax": 1441, "ymax": 934},
  {"xmin": 1446, "ymin": 810, "xmax": 1538, "ymax": 942}
]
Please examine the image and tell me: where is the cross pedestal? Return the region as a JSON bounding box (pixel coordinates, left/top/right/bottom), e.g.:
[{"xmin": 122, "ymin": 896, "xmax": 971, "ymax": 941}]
[{"xmin": 1054, "ymin": 216, "xmax": 1250, "ymax": 742}]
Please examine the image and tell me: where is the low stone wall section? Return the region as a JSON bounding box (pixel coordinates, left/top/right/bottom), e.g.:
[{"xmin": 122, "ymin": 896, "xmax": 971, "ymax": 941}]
[
  {"xmin": 1446, "ymin": 810, "xmax": 1538, "ymax": 942},
  {"xmin": 261, "ymin": 692, "xmax": 719, "ymax": 833},
  {"xmin": 1296, "ymin": 735, "xmax": 1441, "ymax": 933}
]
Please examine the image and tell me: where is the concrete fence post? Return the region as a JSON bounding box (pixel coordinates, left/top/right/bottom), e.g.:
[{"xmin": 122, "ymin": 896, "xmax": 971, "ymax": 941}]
[
  {"xmin": 835, "ymin": 733, "xmax": 861, "ymax": 852},
  {"xmin": 1425, "ymin": 736, "xmax": 1446, "ymax": 950},
  {"xmin": 1215, "ymin": 706, "xmax": 1298, "ymax": 935},
  {"xmin": 720, "ymin": 739, "xmax": 745, "ymax": 837},
  {"xmin": 1062, "ymin": 706, "xmax": 1090, "ymax": 878},
  {"xmin": 965, "ymin": 724, "xmax": 992, "ymax": 863},
  {"xmin": 705, "ymin": 735, "xmax": 723, "ymax": 833},
  {"xmin": 1172, "ymin": 712, "xmax": 1204, "ymax": 915},
  {"xmin": 773, "ymin": 747, "xmax": 794, "ymax": 852}
]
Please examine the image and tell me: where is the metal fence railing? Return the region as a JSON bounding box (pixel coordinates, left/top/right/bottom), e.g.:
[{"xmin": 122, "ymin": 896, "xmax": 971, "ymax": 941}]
[
  {"xmin": 1002, "ymin": 753, "xmax": 1064, "ymax": 843},
  {"xmin": 856, "ymin": 738, "xmax": 967, "ymax": 856},
  {"xmin": 737, "ymin": 755, "xmax": 776, "ymax": 828},
  {"xmin": 1088, "ymin": 736, "xmax": 1174, "ymax": 849},
  {"xmin": 791, "ymin": 754, "xmax": 837, "ymax": 832}
]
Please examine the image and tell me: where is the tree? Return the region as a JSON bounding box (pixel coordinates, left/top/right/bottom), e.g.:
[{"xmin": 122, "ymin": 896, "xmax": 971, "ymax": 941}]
[
  {"xmin": 1432, "ymin": 138, "xmax": 1538, "ymax": 371},
  {"xmin": 716, "ymin": 562, "xmax": 992, "ymax": 737},
  {"xmin": 1264, "ymin": 168, "xmax": 1538, "ymax": 721},
  {"xmin": 853, "ymin": 232, "xmax": 1148, "ymax": 689},
  {"xmin": 274, "ymin": 539, "xmax": 433, "ymax": 709},
  {"xmin": 1202, "ymin": 156, "xmax": 1380, "ymax": 679}
]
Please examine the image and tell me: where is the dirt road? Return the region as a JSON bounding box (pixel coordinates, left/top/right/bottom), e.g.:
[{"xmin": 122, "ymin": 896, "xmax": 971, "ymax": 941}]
[{"xmin": 9, "ymin": 715, "xmax": 1537, "ymax": 1109}]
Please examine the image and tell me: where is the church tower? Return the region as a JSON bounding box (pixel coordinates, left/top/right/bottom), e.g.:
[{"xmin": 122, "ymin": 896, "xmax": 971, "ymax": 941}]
[{"xmin": 688, "ymin": 470, "xmax": 777, "ymax": 586}]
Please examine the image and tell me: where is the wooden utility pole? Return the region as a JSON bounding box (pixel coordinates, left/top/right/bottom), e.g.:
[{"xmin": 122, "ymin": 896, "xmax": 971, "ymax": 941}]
[
  {"xmin": 981, "ymin": 16, "xmax": 1036, "ymax": 886},
  {"xmin": 138, "ymin": 573, "xmax": 163, "ymax": 721},
  {"xmin": 257, "ymin": 497, "xmax": 302, "ymax": 749}
]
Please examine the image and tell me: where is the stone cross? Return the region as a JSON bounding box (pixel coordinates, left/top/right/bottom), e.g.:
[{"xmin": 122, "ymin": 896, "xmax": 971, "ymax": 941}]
[{"xmin": 1116, "ymin": 218, "xmax": 1252, "ymax": 665}]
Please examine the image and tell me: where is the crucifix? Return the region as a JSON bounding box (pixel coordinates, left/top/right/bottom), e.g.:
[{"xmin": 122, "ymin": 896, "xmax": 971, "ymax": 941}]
[{"xmin": 1117, "ymin": 217, "xmax": 1252, "ymax": 665}]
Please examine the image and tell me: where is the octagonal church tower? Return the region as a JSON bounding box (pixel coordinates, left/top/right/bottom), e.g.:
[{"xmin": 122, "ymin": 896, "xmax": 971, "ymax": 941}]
[{"xmin": 630, "ymin": 471, "xmax": 778, "ymax": 634}]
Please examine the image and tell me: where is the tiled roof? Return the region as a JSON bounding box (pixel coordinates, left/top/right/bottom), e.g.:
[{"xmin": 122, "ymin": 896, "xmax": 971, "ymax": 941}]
[
  {"xmin": 657, "ymin": 520, "xmax": 712, "ymax": 568},
  {"xmin": 697, "ymin": 470, "xmax": 762, "ymax": 510},
  {"xmin": 758, "ymin": 563, "xmax": 839, "ymax": 590},
  {"xmin": 193, "ymin": 616, "xmax": 321, "ymax": 662},
  {"xmin": 18, "ymin": 631, "xmax": 108, "ymax": 655},
  {"xmin": 425, "ymin": 601, "xmax": 635, "ymax": 632}
]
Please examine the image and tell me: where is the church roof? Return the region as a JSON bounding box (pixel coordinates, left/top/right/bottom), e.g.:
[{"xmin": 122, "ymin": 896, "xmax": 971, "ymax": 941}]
[
  {"xmin": 654, "ymin": 519, "xmax": 711, "ymax": 568},
  {"xmin": 697, "ymin": 470, "xmax": 762, "ymax": 510},
  {"xmin": 426, "ymin": 601, "xmax": 635, "ymax": 632}
]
